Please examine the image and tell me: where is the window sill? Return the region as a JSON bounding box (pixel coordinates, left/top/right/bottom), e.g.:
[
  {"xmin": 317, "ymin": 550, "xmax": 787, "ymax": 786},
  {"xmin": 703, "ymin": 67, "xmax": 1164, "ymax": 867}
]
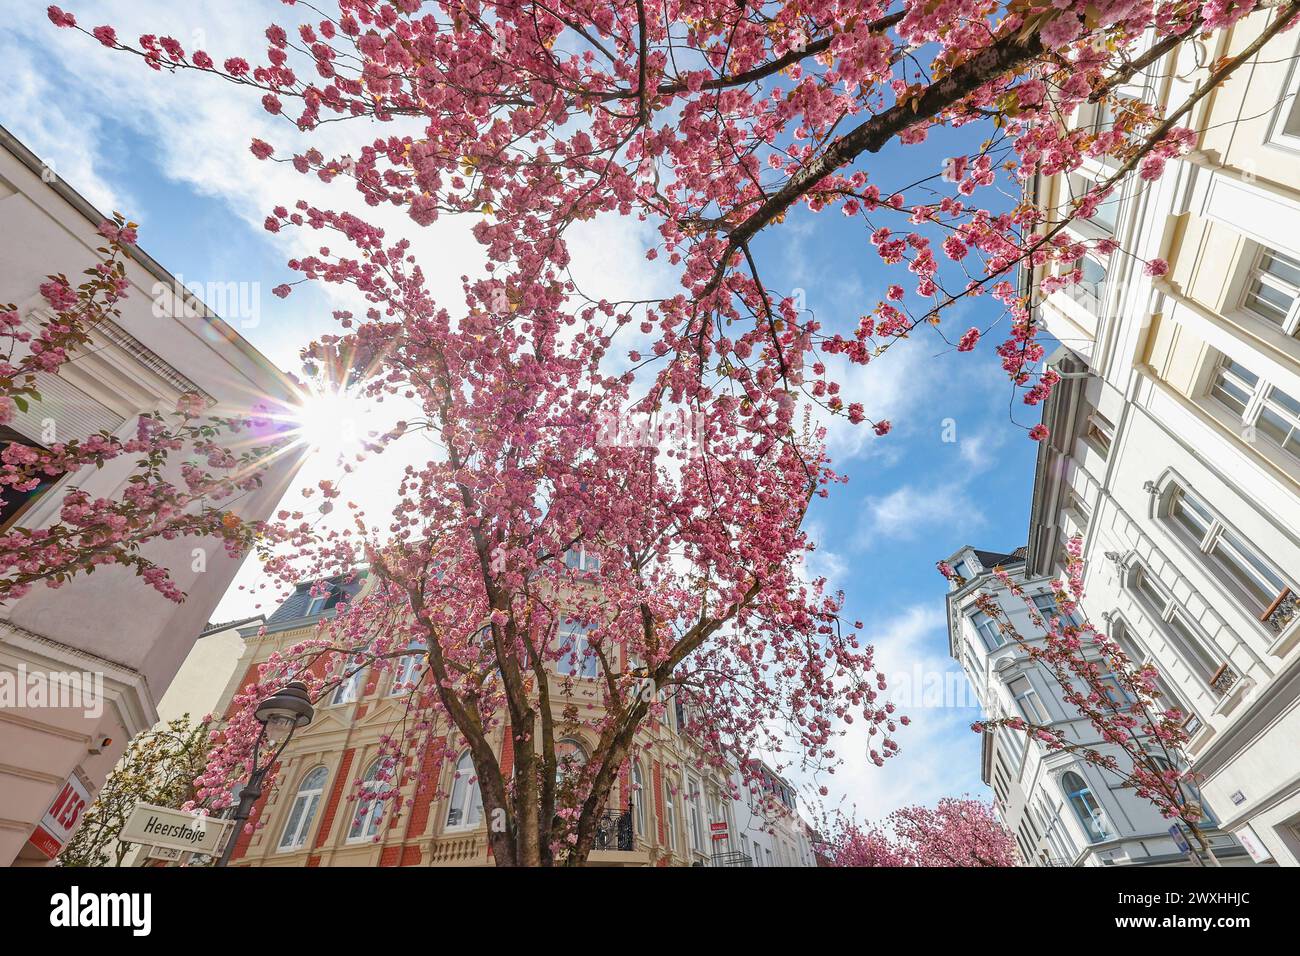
[
  {"xmin": 1186, "ymin": 724, "xmax": 1215, "ymax": 758},
  {"xmin": 1266, "ymin": 612, "xmax": 1300, "ymax": 658},
  {"xmin": 1265, "ymin": 133, "xmax": 1300, "ymax": 156},
  {"xmin": 442, "ymin": 823, "xmax": 482, "ymax": 835},
  {"xmin": 1211, "ymin": 675, "xmax": 1255, "ymax": 718}
]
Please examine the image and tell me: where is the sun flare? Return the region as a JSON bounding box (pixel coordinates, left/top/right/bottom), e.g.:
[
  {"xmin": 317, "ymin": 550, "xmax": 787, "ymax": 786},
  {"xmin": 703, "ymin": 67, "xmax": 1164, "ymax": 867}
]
[{"xmin": 288, "ymin": 380, "xmax": 376, "ymax": 462}]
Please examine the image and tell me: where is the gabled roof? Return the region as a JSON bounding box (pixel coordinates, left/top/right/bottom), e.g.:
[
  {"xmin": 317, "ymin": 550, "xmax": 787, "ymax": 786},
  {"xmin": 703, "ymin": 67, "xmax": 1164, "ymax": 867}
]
[
  {"xmin": 970, "ymin": 546, "xmax": 1027, "ymax": 570},
  {"xmin": 263, "ymin": 572, "xmax": 369, "ymax": 630}
]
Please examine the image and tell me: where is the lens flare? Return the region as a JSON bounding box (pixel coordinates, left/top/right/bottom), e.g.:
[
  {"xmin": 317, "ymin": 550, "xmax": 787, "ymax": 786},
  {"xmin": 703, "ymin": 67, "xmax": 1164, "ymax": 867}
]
[{"xmin": 288, "ymin": 379, "xmax": 375, "ymax": 461}]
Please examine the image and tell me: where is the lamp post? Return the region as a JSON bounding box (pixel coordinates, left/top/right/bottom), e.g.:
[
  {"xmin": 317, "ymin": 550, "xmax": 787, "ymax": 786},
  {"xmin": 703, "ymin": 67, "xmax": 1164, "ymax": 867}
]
[{"xmin": 216, "ymin": 681, "xmax": 314, "ymax": 867}]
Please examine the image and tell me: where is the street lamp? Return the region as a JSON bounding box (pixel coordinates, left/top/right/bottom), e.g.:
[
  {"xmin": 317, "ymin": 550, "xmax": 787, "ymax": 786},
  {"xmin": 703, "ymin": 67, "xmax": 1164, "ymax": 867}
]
[{"xmin": 216, "ymin": 681, "xmax": 314, "ymax": 867}]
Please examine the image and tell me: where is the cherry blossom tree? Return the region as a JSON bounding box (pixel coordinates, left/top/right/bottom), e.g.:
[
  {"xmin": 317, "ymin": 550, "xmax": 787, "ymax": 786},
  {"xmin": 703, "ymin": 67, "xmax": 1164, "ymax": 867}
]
[
  {"xmin": 942, "ymin": 537, "xmax": 1219, "ymax": 861},
  {"xmin": 46, "ymin": 0, "xmax": 1300, "ymax": 866},
  {"xmin": 58, "ymin": 714, "xmax": 213, "ymax": 868},
  {"xmin": 1, "ymin": 217, "xmax": 288, "ymax": 604},
  {"xmin": 826, "ymin": 797, "xmax": 1017, "ymax": 866}
]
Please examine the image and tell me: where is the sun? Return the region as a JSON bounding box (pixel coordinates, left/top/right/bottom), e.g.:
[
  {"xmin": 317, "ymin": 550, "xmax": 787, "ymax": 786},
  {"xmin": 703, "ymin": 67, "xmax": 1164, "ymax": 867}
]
[{"xmin": 288, "ymin": 379, "xmax": 376, "ymax": 462}]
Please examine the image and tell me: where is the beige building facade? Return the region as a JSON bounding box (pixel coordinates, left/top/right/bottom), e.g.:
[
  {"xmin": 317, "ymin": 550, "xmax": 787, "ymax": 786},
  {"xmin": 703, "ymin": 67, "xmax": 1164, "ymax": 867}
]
[{"xmin": 212, "ymin": 575, "xmax": 759, "ymax": 867}]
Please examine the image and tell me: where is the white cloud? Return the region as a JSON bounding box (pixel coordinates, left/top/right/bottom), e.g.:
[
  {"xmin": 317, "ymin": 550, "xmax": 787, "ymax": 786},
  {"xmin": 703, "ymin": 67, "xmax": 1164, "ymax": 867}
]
[
  {"xmin": 857, "ymin": 480, "xmax": 985, "ymax": 544},
  {"xmin": 783, "ymin": 602, "xmax": 989, "ymax": 823}
]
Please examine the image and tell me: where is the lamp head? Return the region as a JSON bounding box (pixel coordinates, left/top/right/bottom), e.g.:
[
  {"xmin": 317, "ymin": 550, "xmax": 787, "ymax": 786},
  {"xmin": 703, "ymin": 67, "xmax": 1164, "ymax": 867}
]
[{"xmin": 254, "ymin": 681, "xmax": 314, "ymax": 747}]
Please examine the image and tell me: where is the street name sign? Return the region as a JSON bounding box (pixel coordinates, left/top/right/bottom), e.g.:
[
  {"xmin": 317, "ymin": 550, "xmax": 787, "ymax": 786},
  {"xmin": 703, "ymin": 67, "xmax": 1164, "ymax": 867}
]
[{"xmin": 120, "ymin": 803, "xmax": 232, "ymax": 854}]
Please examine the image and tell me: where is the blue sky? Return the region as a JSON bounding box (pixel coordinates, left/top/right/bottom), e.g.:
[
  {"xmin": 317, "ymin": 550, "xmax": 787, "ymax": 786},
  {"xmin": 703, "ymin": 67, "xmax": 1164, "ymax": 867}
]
[{"xmin": 3, "ymin": 2, "xmax": 1043, "ymax": 822}]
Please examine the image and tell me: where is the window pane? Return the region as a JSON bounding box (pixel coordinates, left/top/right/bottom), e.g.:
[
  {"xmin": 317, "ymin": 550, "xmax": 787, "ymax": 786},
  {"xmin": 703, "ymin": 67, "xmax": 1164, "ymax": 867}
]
[
  {"xmin": 1245, "ymin": 283, "xmax": 1291, "ymax": 324},
  {"xmin": 1212, "ymin": 528, "xmax": 1286, "ymax": 609},
  {"xmin": 1261, "ymin": 249, "xmax": 1300, "ymax": 288},
  {"xmin": 1212, "ymin": 381, "xmax": 1249, "ymax": 416},
  {"xmin": 1166, "ymin": 615, "xmax": 1220, "ymax": 683},
  {"xmin": 1133, "ymin": 568, "xmax": 1167, "ymax": 612},
  {"xmin": 1257, "ymin": 405, "xmax": 1294, "ymax": 447},
  {"xmin": 1220, "ymin": 358, "xmax": 1259, "ymax": 389},
  {"xmin": 1268, "ymin": 384, "xmax": 1300, "ymax": 417},
  {"xmin": 972, "ymin": 611, "xmax": 1003, "ymax": 651},
  {"xmin": 1169, "ymin": 491, "xmax": 1212, "ymax": 541}
]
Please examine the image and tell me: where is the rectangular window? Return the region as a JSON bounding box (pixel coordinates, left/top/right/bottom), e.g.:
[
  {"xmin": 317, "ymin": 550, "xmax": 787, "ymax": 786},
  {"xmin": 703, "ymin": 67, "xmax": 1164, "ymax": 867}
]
[
  {"xmin": 1008, "ymin": 675, "xmax": 1050, "ymax": 724},
  {"xmin": 1065, "ymin": 486, "xmax": 1092, "ymax": 525},
  {"xmin": 555, "ymin": 622, "xmax": 599, "ymax": 678},
  {"xmin": 664, "ymin": 785, "xmax": 676, "ymax": 851},
  {"xmin": 330, "ymin": 654, "xmax": 367, "ymax": 705},
  {"xmin": 1209, "ymin": 355, "xmax": 1300, "ymax": 464},
  {"xmin": 0, "ymin": 427, "xmax": 64, "ymax": 531},
  {"xmin": 563, "ymin": 545, "xmax": 601, "ymax": 573},
  {"xmin": 1112, "ymin": 620, "xmax": 1204, "ymax": 735},
  {"xmin": 1129, "ymin": 565, "xmax": 1224, "ymax": 687},
  {"xmin": 1068, "ymin": 173, "xmax": 1119, "ymax": 234},
  {"xmin": 1097, "ymin": 669, "xmax": 1131, "ymax": 708},
  {"xmin": 1032, "ymin": 592, "xmax": 1075, "ymax": 626},
  {"xmin": 1242, "ymin": 246, "xmax": 1300, "ymax": 336},
  {"xmin": 971, "ymin": 611, "xmax": 1005, "ymax": 652},
  {"xmin": 1084, "ymin": 411, "xmax": 1114, "ymax": 459},
  {"xmin": 686, "ymin": 775, "xmax": 707, "ymax": 858},
  {"xmin": 303, "ymin": 581, "xmax": 345, "ymax": 617},
  {"xmin": 685, "ymin": 776, "xmax": 704, "ymax": 854},
  {"xmin": 389, "ymin": 643, "xmax": 426, "ymax": 695},
  {"xmin": 1269, "ymin": 64, "xmax": 1300, "ymax": 148},
  {"xmin": 1257, "ymin": 385, "xmax": 1300, "ymax": 460},
  {"xmin": 1063, "ymin": 254, "xmax": 1109, "ymax": 315}
]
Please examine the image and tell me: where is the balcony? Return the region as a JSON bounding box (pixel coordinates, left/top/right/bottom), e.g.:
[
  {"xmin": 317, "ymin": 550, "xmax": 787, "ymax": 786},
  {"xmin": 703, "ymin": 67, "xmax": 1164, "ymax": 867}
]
[
  {"xmin": 1209, "ymin": 662, "xmax": 1253, "ymax": 718},
  {"xmin": 709, "ymin": 850, "xmax": 753, "ymax": 867},
  {"xmin": 592, "ymin": 806, "xmax": 634, "ymax": 852},
  {"xmin": 1262, "ymin": 588, "xmax": 1298, "ymax": 637},
  {"xmin": 1209, "ymin": 663, "xmax": 1239, "ymax": 697}
]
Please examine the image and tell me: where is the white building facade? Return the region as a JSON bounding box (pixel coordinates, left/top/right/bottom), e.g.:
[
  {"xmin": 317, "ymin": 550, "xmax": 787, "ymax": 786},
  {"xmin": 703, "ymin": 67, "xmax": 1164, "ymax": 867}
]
[
  {"xmin": 0, "ymin": 126, "xmax": 304, "ymax": 865},
  {"xmin": 726, "ymin": 760, "xmax": 817, "ymax": 868},
  {"xmin": 1017, "ymin": 11, "xmax": 1300, "ymax": 865},
  {"xmin": 944, "ymin": 546, "xmax": 1247, "ymax": 866}
]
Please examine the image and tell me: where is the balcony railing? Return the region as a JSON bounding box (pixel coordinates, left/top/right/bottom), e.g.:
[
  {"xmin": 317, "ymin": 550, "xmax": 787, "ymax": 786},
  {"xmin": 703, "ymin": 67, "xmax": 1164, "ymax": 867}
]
[
  {"xmin": 709, "ymin": 850, "xmax": 753, "ymax": 867},
  {"xmin": 592, "ymin": 806, "xmax": 635, "ymax": 852},
  {"xmin": 1261, "ymin": 588, "xmax": 1298, "ymax": 634},
  {"xmin": 1209, "ymin": 663, "xmax": 1239, "ymax": 697}
]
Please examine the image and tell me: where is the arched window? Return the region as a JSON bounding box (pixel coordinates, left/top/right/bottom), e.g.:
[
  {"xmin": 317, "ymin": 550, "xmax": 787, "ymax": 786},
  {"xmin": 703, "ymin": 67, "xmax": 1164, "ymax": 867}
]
[
  {"xmin": 555, "ymin": 737, "xmax": 588, "ymax": 785},
  {"xmin": 1162, "ymin": 481, "xmax": 1292, "ymax": 618},
  {"xmin": 278, "ymin": 766, "xmax": 328, "ymax": 851},
  {"xmin": 1126, "ymin": 565, "xmax": 1224, "ymax": 689},
  {"xmin": 631, "ymin": 761, "xmax": 646, "ymax": 836},
  {"xmin": 347, "ymin": 759, "xmax": 394, "ymax": 843},
  {"xmin": 1061, "ymin": 771, "xmax": 1109, "ymax": 843},
  {"xmin": 446, "ymin": 751, "xmax": 483, "ymax": 830}
]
